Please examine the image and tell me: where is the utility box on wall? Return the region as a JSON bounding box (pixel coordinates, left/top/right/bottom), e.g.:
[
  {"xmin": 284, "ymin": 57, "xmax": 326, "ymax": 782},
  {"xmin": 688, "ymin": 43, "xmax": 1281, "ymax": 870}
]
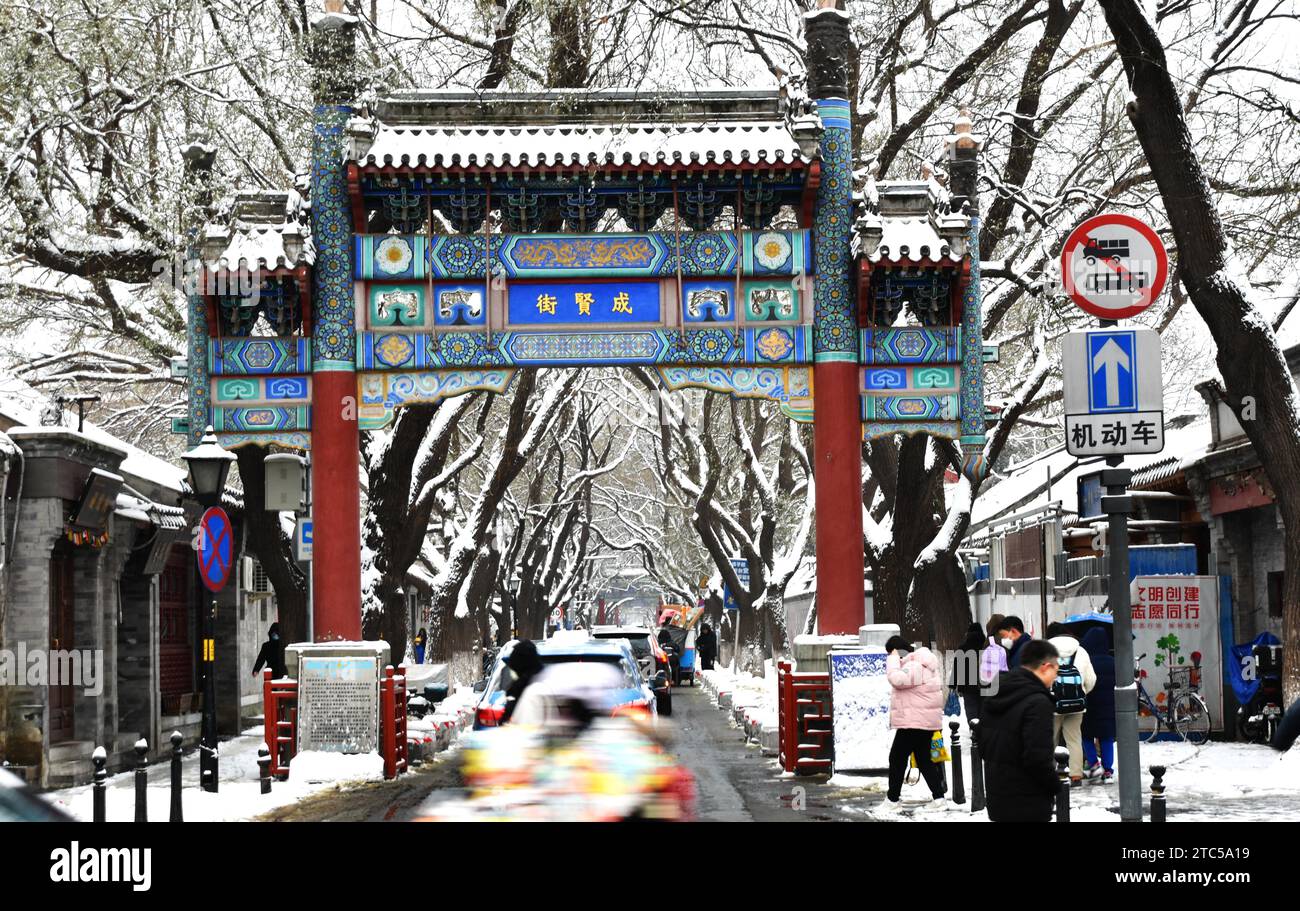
[{"xmin": 264, "ymin": 452, "xmax": 307, "ymax": 512}]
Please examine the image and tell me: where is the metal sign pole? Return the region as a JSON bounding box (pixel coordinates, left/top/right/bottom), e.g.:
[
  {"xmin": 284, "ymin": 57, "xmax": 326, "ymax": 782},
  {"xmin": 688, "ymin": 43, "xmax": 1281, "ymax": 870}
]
[
  {"xmin": 1103, "ymin": 463, "xmax": 1139, "ymax": 820},
  {"xmin": 1098, "ymin": 309, "xmax": 1139, "ymax": 822}
]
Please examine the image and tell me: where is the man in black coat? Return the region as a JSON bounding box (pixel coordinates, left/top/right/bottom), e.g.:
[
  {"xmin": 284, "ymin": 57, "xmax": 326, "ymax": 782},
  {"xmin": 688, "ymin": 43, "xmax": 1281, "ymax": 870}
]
[
  {"xmin": 696, "ymin": 624, "xmax": 718, "ymax": 671},
  {"xmin": 980, "ymin": 639, "xmax": 1061, "ymax": 822},
  {"xmin": 251, "ymin": 622, "xmax": 287, "ymax": 679}
]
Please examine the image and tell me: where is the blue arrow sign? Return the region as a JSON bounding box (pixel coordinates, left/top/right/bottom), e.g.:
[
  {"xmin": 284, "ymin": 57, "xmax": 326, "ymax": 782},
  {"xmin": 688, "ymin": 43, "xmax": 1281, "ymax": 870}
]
[{"xmin": 1087, "ymin": 330, "xmax": 1137, "ymax": 413}]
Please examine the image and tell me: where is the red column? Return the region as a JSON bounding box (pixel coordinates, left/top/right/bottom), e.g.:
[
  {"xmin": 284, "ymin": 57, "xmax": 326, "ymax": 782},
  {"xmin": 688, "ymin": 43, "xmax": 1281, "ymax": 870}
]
[
  {"xmin": 311, "ymin": 371, "xmax": 362, "ymax": 641},
  {"xmin": 813, "ymin": 360, "xmax": 865, "ymax": 635}
]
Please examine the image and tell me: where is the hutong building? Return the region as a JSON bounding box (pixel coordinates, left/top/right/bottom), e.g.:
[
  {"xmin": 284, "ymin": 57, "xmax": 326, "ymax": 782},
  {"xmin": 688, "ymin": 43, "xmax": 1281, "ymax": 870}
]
[{"xmin": 0, "ymin": 376, "xmax": 275, "ymax": 787}]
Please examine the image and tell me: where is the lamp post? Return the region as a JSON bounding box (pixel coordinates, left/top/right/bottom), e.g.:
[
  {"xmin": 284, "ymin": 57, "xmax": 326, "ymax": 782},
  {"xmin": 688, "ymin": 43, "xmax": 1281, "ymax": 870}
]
[{"xmin": 182, "ymin": 425, "xmax": 235, "ymax": 793}]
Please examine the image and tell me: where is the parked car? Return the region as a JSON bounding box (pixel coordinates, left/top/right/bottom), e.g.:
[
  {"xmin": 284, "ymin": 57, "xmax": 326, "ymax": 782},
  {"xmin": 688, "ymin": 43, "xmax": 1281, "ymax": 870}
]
[
  {"xmin": 592, "ymin": 626, "xmax": 674, "ymax": 714},
  {"xmin": 473, "ymin": 637, "xmax": 667, "ymax": 729},
  {"xmin": 0, "ymin": 768, "xmax": 73, "ymax": 821}
]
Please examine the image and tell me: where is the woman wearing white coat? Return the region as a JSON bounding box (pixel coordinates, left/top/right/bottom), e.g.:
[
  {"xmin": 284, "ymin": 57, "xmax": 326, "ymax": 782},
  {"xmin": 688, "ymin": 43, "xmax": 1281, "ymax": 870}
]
[{"xmin": 1047, "ymin": 622, "xmax": 1097, "ymax": 784}]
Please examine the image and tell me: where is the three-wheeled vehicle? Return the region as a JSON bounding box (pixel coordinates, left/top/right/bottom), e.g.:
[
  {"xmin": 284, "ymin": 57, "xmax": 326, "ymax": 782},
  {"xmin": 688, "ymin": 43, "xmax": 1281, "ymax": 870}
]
[{"xmin": 657, "ymin": 625, "xmax": 697, "ymax": 686}]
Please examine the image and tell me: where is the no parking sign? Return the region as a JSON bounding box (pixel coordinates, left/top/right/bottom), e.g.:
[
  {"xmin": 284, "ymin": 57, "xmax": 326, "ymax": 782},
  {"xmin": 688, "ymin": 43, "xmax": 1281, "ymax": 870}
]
[{"xmin": 198, "ymin": 506, "xmax": 234, "ymax": 592}]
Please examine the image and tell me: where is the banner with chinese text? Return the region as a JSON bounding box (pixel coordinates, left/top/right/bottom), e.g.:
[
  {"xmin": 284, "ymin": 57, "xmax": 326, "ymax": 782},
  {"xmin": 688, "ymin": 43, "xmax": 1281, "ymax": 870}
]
[{"xmin": 1130, "ymin": 575, "xmax": 1223, "ymax": 730}]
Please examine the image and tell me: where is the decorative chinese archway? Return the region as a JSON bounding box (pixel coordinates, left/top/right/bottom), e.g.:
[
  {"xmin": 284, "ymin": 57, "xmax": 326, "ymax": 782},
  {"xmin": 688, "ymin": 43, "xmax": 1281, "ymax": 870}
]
[{"xmin": 183, "ymin": 4, "xmax": 986, "ymax": 642}]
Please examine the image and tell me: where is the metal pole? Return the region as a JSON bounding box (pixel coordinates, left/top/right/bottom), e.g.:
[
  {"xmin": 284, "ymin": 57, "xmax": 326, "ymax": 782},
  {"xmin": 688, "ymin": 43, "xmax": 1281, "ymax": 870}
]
[
  {"xmin": 258, "ymin": 744, "xmax": 273, "ymax": 794},
  {"xmin": 1103, "ymin": 462, "xmax": 1140, "ymax": 821},
  {"xmin": 92, "ymin": 746, "xmax": 107, "ymax": 823},
  {"xmin": 1150, "ymin": 765, "xmax": 1166, "ymax": 823},
  {"xmin": 133, "ymin": 739, "xmax": 149, "ymax": 823},
  {"xmin": 949, "ymin": 721, "xmax": 965, "ymax": 805},
  {"xmin": 1054, "ymin": 746, "xmax": 1071, "ymax": 822},
  {"xmin": 200, "ymin": 589, "xmax": 218, "ymax": 792},
  {"xmin": 169, "ymin": 731, "xmax": 184, "ymax": 822},
  {"xmin": 969, "ymin": 718, "xmax": 985, "ymax": 812}
]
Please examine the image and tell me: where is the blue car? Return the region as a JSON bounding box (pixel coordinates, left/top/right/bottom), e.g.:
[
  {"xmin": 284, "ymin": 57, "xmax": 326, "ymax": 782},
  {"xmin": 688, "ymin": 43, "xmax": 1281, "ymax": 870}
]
[{"xmin": 474, "ymin": 636, "xmax": 666, "ymax": 729}]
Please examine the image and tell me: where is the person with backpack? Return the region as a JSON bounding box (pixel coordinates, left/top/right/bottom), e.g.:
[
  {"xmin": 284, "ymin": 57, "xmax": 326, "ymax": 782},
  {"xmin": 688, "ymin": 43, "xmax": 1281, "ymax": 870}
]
[
  {"xmin": 1079, "ymin": 627, "xmax": 1116, "ymax": 782},
  {"xmin": 1047, "ymin": 622, "xmax": 1097, "ymax": 785},
  {"xmin": 980, "ymin": 623, "xmax": 1009, "ymax": 696}
]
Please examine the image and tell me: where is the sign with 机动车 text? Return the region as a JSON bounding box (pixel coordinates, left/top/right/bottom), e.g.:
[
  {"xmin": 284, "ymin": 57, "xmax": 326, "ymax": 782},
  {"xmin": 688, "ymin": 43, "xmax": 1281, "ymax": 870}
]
[
  {"xmin": 1063, "ymin": 328, "xmax": 1164, "ymax": 456},
  {"xmin": 507, "ymin": 281, "xmax": 660, "ymax": 325}
]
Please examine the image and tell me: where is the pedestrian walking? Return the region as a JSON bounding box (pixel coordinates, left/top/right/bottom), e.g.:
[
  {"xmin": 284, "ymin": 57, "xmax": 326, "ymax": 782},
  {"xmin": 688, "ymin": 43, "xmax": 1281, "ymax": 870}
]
[
  {"xmin": 996, "ymin": 615, "xmax": 1033, "ymax": 668},
  {"xmin": 251, "ymin": 622, "xmax": 287, "ymax": 679},
  {"xmin": 413, "ymin": 627, "xmax": 427, "ymax": 665},
  {"xmin": 951, "ymin": 623, "xmax": 987, "ymax": 722},
  {"xmin": 1047, "ymin": 622, "xmax": 1096, "ymax": 785},
  {"xmin": 1079, "ymin": 627, "xmax": 1116, "ymax": 783},
  {"xmin": 696, "ymin": 623, "xmax": 718, "ymax": 671},
  {"xmin": 980, "ymin": 639, "xmax": 1061, "ymax": 822},
  {"xmin": 883, "ymin": 635, "xmax": 949, "ymax": 812}
]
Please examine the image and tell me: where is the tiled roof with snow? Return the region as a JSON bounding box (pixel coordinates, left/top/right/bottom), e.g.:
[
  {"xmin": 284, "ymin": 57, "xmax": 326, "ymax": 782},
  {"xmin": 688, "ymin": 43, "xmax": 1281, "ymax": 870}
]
[
  {"xmin": 347, "ymin": 88, "xmax": 819, "ymax": 170},
  {"xmin": 201, "ymin": 190, "xmax": 314, "ymax": 272},
  {"xmin": 0, "ymin": 372, "xmax": 188, "ymax": 493},
  {"xmin": 854, "ymin": 178, "xmax": 969, "ymax": 264}
]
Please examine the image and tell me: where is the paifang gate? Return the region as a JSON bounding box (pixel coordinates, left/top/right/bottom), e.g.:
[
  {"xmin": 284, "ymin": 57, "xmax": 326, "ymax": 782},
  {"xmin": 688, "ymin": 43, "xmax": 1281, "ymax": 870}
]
[{"xmin": 181, "ymin": 8, "xmax": 989, "ymax": 642}]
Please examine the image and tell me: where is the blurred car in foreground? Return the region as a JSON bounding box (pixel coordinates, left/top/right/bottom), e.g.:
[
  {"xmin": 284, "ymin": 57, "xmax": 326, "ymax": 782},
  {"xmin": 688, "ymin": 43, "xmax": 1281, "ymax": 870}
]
[{"xmin": 419, "ymin": 663, "xmax": 695, "ymax": 822}]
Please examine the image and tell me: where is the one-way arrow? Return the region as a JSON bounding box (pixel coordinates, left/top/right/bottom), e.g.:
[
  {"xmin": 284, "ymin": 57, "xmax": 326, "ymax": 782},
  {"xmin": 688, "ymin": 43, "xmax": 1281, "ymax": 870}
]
[{"xmin": 1093, "ymin": 338, "xmax": 1131, "ymax": 406}]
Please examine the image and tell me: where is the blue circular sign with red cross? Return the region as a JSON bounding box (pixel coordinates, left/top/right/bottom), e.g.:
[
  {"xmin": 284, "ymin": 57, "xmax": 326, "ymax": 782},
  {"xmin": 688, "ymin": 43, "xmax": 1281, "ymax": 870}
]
[{"xmin": 198, "ymin": 506, "xmax": 234, "ymax": 592}]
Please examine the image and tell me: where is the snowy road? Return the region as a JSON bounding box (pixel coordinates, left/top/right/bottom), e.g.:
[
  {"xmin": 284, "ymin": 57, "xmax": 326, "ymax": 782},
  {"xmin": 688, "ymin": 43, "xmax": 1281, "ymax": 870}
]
[{"xmin": 667, "ymin": 683, "xmax": 886, "ymax": 822}]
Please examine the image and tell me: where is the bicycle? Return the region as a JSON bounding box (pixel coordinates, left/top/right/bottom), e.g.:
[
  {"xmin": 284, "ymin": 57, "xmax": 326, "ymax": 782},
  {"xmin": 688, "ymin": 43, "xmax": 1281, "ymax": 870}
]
[{"xmin": 1135, "ymin": 653, "xmax": 1210, "ymax": 744}]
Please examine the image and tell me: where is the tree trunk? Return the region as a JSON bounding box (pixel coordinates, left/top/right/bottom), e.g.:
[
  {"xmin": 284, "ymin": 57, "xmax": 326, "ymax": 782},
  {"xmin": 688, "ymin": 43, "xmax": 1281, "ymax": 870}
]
[
  {"xmin": 236, "ymin": 447, "xmax": 308, "ymax": 643},
  {"xmin": 1100, "ymin": 0, "xmax": 1300, "ymax": 704}
]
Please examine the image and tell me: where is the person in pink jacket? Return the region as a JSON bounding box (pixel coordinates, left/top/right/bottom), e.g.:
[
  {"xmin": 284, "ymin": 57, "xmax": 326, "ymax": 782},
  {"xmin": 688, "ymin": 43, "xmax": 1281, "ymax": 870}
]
[{"xmin": 884, "ymin": 636, "xmax": 949, "ymax": 810}]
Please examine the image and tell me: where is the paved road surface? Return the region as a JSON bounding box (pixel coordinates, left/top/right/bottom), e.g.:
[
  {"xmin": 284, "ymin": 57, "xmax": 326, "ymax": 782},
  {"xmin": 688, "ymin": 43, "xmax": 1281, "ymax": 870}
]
[{"xmin": 262, "ymin": 683, "xmax": 894, "ymax": 821}]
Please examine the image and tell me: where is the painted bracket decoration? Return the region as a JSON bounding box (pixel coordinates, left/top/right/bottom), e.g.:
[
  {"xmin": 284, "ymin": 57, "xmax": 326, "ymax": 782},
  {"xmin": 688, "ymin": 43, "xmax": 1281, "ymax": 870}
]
[
  {"xmin": 353, "ymin": 231, "xmax": 812, "ymax": 281},
  {"xmin": 658, "ymin": 365, "xmax": 815, "ymax": 423},
  {"xmin": 210, "ymin": 338, "xmax": 312, "ymax": 375},
  {"xmin": 213, "ymin": 406, "xmax": 311, "ymax": 432},
  {"xmin": 357, "ymin": 326, "xmax": 812, "ymax": 369},
  {"xmin": 212, "ymin": 376, "xmax": 312, "ymax": 404},
  {"xmin": 217, "ymin": 431, "xmax": 311, "ymax": 451},
  {"xmin": 860, "ymin": 328, "xmax": 961, "ymax": 364},
  {"xmin": 358, "ymin": 369, "xmax": 517, "ymax": 430}
]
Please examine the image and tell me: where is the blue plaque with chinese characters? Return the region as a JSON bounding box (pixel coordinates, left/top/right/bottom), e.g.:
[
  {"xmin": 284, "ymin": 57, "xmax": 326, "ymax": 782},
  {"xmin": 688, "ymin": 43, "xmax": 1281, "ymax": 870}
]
[{"xmin": 507, "ymin": 281, "xmax": 661, "ymax": 325}]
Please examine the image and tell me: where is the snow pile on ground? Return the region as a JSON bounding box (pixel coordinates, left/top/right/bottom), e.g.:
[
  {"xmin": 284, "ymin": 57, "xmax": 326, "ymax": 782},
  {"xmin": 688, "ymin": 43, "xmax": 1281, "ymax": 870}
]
[
  {"xmin": 290, "ymin": 750, "xmax": 384, "ymax": 783},
  {"xmin": 47, "ymin": 728, "xmax": 387, "ymax": 822}
]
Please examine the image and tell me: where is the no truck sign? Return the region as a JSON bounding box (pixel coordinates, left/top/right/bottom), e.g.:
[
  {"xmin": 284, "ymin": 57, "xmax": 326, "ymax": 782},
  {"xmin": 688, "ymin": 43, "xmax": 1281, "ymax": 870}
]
[{"xmin": 1061, "ymin": 213, "xmax": 1168, "ymax": 320}]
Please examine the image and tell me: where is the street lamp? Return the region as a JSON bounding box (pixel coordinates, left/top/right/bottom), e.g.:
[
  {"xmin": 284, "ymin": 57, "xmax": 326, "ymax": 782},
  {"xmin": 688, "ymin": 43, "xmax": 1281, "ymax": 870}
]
[
  {"xmin": 181, "ymin": 425, "xmax": 234, "ymax": 792},
  {"xmin": 182, "ymin": 425, "xmax": 235, "ymax": 505}
]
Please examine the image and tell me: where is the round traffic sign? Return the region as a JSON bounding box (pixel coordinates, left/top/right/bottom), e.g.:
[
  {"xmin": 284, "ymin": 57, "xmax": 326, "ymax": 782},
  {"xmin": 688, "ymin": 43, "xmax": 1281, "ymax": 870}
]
[
  {"xmin": 1061, "ymin": 213, "xmax": 1167, "ymax": 319},
  {"xmin": 198, "ymin": 506, "xmax": 234, "ymax": 592}
]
